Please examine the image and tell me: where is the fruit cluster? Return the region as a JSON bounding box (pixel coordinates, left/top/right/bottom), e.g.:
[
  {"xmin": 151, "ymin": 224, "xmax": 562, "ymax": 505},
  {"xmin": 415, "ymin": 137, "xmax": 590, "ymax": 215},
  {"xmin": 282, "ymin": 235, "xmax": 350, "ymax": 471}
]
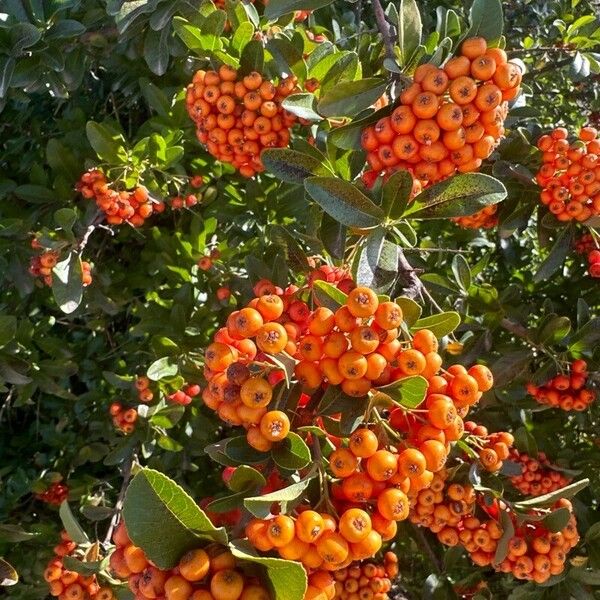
[
  {"xmin": 508, "ymin": 449, "xmax": 572, "ymax": 496},
  {"xmin": 452, "ymin": 204, "xmax": 499, "ymax": 229},
  {"xmin": 536, "ymin": 126, "xmax": 600, "ymax": 221},
  {"xmin": 491, "ymin": 500, "xmax": 579, "ymax": 583},
  {"xmin": 409, "ymin": 470, "xmax": 476, "ymax": 546},
  {"xmin": 361, "ymin": 37, "xmax": 522, "ymax": 189},
  {"xmin": 169, "ymin": 174, "xmax": 204, "ymax": 209},
  {"xmin": 109, "ymin": 402, "xmax": 137, "ymax": 434},
  {"xmin": 167, "ymin": 383, "xmax": 201, "ymax": 406},
  {"xmin": 76, "ymin": 170, "xmax": 164, "ymax": 226},
  {"xmin": 185, "ymin": 65, "xmax": 300, "ymax": 177},
  {"xmin": 464, "ymin": 421, "xmax": 514, "ymax": 473},
  {"xmin": 36, "ymin": 481, "xmax": 69, "ymax": 506},
  {"xmin": 111, "ymin": 521, "xmax": 273, "ymax": 600},
  {"xmin": 29, "ymin": 249, "xmax": 92, "ymax": 287},
  {"xmin": 135, "ymin": 376, "xmax": 154, "ymax": 403},
  {"xmin": 587, "ymin": 249, "xmax": 600, "ymax": 278},
  {"xmin": 526, "ymin": 359, "xmax": 596, "ymax": 411},
  {"xmin": 331, "ymin": 553, "xmax": 399, "ymax": 600},
  {"xmin": 44, "ymin": 531, "xmax": 113, "ymax": 599},
  {"xmin": 574, "ymin": 232, "xmax": 597, "ymax": 254}
]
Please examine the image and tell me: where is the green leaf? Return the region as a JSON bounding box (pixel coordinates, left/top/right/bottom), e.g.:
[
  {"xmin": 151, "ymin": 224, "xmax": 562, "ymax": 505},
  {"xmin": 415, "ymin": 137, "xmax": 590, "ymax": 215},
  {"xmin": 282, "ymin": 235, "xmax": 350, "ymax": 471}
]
[
  {"xmin": 398, "ymin": 0, "xmax": 422, "ymax": 65},
  {"xmin": 46, "ymin": 19, "xmax": 86, "ymax": 40},
  {"xmin": 271, "ymin": 432, "xmax": 311, "ymax": 471},
  {"xmin": 411, "ymin": 312, "xmax": 460, "ymax": 337},
  {"xmin": 147, "ymin": 356, "xmax": 178, "ymax": 381},
  {"xmin": 451, "ymin": 254, "xmax": 471, "ymax": 292},
  {"xmin": 0, "ymin": 558, "xmax": 18, "ymax": 587},
  {"xmin": 172, "ymin": 17, "xmax": 204, "ymax": 51},
  {"xmin": 62, "ymin": 556, "xmax": 106, "ymax": 576},
  {"xmin": 123, "ymin": 468, "xmax": 227, "ymax": 569},
  {"xmin": 54, "ymin": 208, "xmax": 77, "ymax": 237},
  {"xmin": 143, "ymin": 27, "xmax": 170, "ymax": 76},
  {"xmin": 304, "ymin": 176, "xmax": 384, "ymax": 228},
  {"xmin": 317, "ymin": 78, "xmax": 388, "ymax": 118},
  {"xmin": 225, "ymin": 436, "xmax": 270, "ymax": 464},
  {"xmin": 0, "ymin": 316, "xmax": 17, "ymax": 348},
  {"xmin": 466, "ymin": 0, "xmax": 503, "ymax": 44},
  {"xmin": 320, "ymin": 212, "xmax": 346, "ymax": 260},
  {"xmin": 534, "ymin": 225, "xmax": 574, "ymax": 283},
  {"xmin": 514, "ymin": 427, "xmax": 538, "ymax": 458},
  {"xmin": 14, "ymin": 184, "xmax": 55, "ymax": 203},
  {"xmin": 267, "ymin": 38, "xmax": 307, "ymax": 81},
  {"xmin": 568, "ymin": 317, "xmax": 600, "ymax": 354},
  {"xmin": 535, "ymin": 315, "xmax": 571, "ymax": 345},
  {"xmin": 232, "ymin": 21, "xmax": 254, "ymax": 54},
  {"xmin": 404, "ymin": 174, "xmax": 507, "ymax": 219},
  {"xmin": 0, "ymin": 524, "xmax": 38, "ymax": 543},
  {"xmin": 281, "ymin": 93, "xmax": 323, "ymax": 121},
  {"xmin": 227, "ymin": 466, "xmax": 266, "ymax": 493},
  {"xmin": 569, "ymin": 568, "xmax": 600, "ymax": 586},
  {"xmin": 319, "ymin": 386, "xmax": 370, "ymax": 435},
  {"xmin": 490, "ymin": 350, "xmax": 531, "ymax": 388},
  {"xmin": 354, "ymin": 231, "xmax": 399, "ymax": 293},
  {"xmin": 86, "ymin": 122, "xmax": 127, "ymax": 164},
  {"xmin": 492, "ymin": 509, "xmax": 514, "ymax": 566},
  {"xmin": 376, "ymin": 375, "xmax": 428, "ymax": 409},
  {"xmin": 0, "ymin": 57, "xmax": 14, "ymax": 99},
  {"xmin": 59, "ymin": 501, "xmax": 89, "ymax": 545},
  {"xmin": 52, "ymin": 252, "xmax": 83, "ymax": 315},
  {"xmin": 270, "ymin": 225, "xmax": 311, "ymax": 272},
  {"xmin": 264, "ymin": 0, "xmax": 334, "ymax": 20},
  {"xmin": 382, "ymin": 170, "xmax": 413, "ymax": 220},
  {"xmin": 262, "ymin": 148, "xmax": 329, "ymax": 184},
  {"xmin": 229, "ymin": 540, "xmax": 307, "ymax": 600},
  {"xmin": 240, "ymin": 40, "xmax": 264, "ymax": 75},
  {"xmin": 313, "ymin": 280, "xmax": 348, "ymax": 311},
  {"xmin": 244, "ymin": 477, "xmax": 314, "ymax": 518},
  {"xmin": 395, "ymin": 297, "xmax": 422, "ymax": 326},
  {"xmin": 542, "ymin": 507, "xmax": 571, "ymax": 533},
  {"xmin": 515, "ymin": 479, "xmax": 589, "ymax": 508}
]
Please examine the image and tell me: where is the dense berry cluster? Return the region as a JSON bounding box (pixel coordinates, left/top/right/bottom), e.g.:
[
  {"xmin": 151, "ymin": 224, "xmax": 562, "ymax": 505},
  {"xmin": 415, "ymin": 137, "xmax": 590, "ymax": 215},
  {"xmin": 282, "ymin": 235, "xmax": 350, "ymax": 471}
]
[
  {"xmin": 109, "ymin": 402, "xmax": 137, "ymax": 434},
  {"xmin": 331, "ymin": 554, "xmax": 398, "ymax": 600},
  {"xmin": 452, "ymin": 204, "xmax": 499, "ymax": 229},
  {"xmin": 526, "ymin": 359, "xmax": 596, "ymax": 411},
  {"xmin": 29, "ymin": 248, "xmax": 92, "ymax": 287},
  {"xmin": 186, "ymin": 65, "xmax": 300, "ymax": 177},
  {"xmin": 76, "ymin": 170, "xmax": 164, "ymax": 226},
  {"xmin": 306, "ymin": 265, "xmax": 355, "ymax": 293},
  {"xmin": 464, "ymin": 421, "xmax": 514, "ymax": 473},
  {"xmin": 45, "ymin": 532, "xmax": 113, "ymax": 599},
  {"xmin": 536, "ymin": 126, "xmax": 600, "ymax": 221},
  {"xmin": 491, "ymin": 500, "xmax": 579, "ymax": 583},
  {"xmin": 508, "ymin": 449, "xmax": 572, "ymax": 496},
  {"xmin": 361, "ymin": 37, "xmax": 522, "ymax": 190},
  {"xmin": 409, "ymin": 471, "xmax": 476, "ymax": 546},
  {"xmin": 111, "ymin": 521, "xmax": 273, "ymax": 600},
  {"xmin": 36, "ymin": 481, "xmax": 69, "ymax": 506}
]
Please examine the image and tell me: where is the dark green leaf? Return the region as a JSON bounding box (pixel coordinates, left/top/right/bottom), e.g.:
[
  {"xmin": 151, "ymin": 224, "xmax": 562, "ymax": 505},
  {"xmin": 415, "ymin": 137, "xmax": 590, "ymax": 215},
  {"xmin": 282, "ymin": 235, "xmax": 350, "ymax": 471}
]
[
  {"xmin": 534, "ymin": 225, "xmax": 574, "ymax": 283},
  {"xmin": 86, "ymin": 122, "xmax": 127, "ymax": 164},
  {"xmin": 404, "ymin": 174, "xmax": 507, "ymax": 219},
  {"xmin": 320, "ymin": 212, "xmax": 346, "ymax": 260},
  {"xmin": 382, "ymin": 169, "xmax": 413, "ymax": 220},
  {"xmin": 313, "ymin": 280, "xmax": 348, "ymax": 311},
  {"xmin": 451, "ymin": 254, "xmax": 471, "ymax": 292},
  {"xmin": 262, "ymin": 148, "xmax": 329, "ymax": 184},
  {"xmin": 398, "ymin": 0, "xmax": 422, "ymax": 65},
  {"xmin": 244, "ymin": 477, "xmax": 314, "ymax": 518},
  {"xmin": 542, "ymin": 507, "xmax": 571, "ymax": 533},
  {"xmin": 305, "ymin": 176, "xmax": 384, "ymax": 228},
  {"xmin": 59, "ymin": 501, "xmax": 89, "ymax": 545},
  {"xmin": 0, "ymin": 558, "xmax": 17, "ymax": 587},
  {"xmin": 264, "ymin": 0, "xmax": 334, "ymax": 20},
  {"xmin": 240, "ymin": 40, "xmax": 264, "ymax": 75},
  {"xmin": 466, "ymin": 0, "xmax": 503, "ymax": 44},
  {"xmin": 123, "ymin": 468, "xmax": 227, "ymax": 569},
  {"xmin": 271, "ymin": 432, "xmax": 311, "ymax": 470},
  {"xmin": 281, "ymin": 93, "xmax": 322, "ymax": 121},
  {"xmin": 492, "ymin": 509, "xmax": 514, "ymax": 566},
  {"xmin": 395, "ymin": 296, "xmax": 422, "ymax": 326},
  {"xmin": 317, "ymin": 78, "xmax": 388, "ymax": 118},
  {"xmin": 0, "ymin": 316, "xmax": 17, "ymax": 348},
  {"xmin": 411, "ymin": 312, "xmax": 460, "ymax": 337},
  {"xmin": 515, "ymin": 479, "xmax": 589, "ymax": 508},
  {"xmin": 569, "ymin": 317, "xmax": 600, "ymax": 354},
  {"xmin": 376, "ymin": 375, "xmax": 428, "ymax": 408}
]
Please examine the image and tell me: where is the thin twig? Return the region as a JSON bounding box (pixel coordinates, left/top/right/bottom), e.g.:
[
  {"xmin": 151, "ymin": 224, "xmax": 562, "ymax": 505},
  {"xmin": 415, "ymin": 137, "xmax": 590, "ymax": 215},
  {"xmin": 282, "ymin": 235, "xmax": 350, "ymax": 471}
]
[
  {"xmin": 508, "ymin": 46, "xmax": 577, "ymax": 54},
  {"xmin": 410, "ymin": 523, "xmax": 442, "ymax": 573},
  {"xmin": 103, "ymin": 451, "xmax": 136, "ymax": 546},
  {"xmin": 372, "ymin": 0, "xmax": 395, "ymax": 61}
]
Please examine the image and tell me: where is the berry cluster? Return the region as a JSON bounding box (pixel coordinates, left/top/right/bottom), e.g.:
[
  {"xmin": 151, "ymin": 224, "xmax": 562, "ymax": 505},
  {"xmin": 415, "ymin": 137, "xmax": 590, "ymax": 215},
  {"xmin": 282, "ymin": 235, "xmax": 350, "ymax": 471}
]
[
  {"xmin": 169, "ymin": 174, "xmax": 204, "ymax": 209},
  {"xmin": 508, "ymin": 449, "xmax": 572, "ymax": 496},
  {"xmin": 574, "ymin": 233, "xmax": 597, "ymax": 254},
  {"xmin": 452, "ymin": 204, "xmax": 499, "ymax": 229},
  {"xmin": 36, "ymin": 481, "xmax": 69, "ymax": 506},
  {"xmin": 109, "ymin": 402, "xmax": 137, "ymax": 434},
  {"xmin": 409, "ymin": 471, "xmax": 476, "ymax": 546},
  {"xmin": 29, "ymin": 249, "xmax": 92, "ymax": 288},
  {"xmin": 198, "ymin": 248, "xmax": 222, "ymax": 271},
  {"xmin": 526, "ymin": 359, "xmax": 596, "ymax": 411},
  {"xmin": 361, "ymin": 37, "xmax": 522, "ymax": 190},
  {"xmin": 492, "ymin": 500, "xmax": 579, "ymax": 583},
  {"xmin": 587, "ymin": 249, "xmax": 600, "ymax": 278},
  {"xmin": 306, "ymin": 265, "xmax": 355, "ymax": 293},
  {"xmin": 331, "ymin": 554, "xmax": 398, "ymax": 600},
  {"xmin": 167, "ymin": 383, "xmax": 201, "ymax": 406},
  {"xmin": 186, "ymin": 65, "xmax": 300, "ymax": 177},
  {"xmin": 76, "ymin": 170, "xmax": 164, "ymax": 226},
  {"xmin": 45, "ymin": 532, "xmax": 113, "ymax": 599},
  {"xmin": 536, "ymin": 126, "xmax": 600, "ymax": 221},
  {"xmin": 111, "ymin": 521, "xmax": 273, "ymax": 600},
  {"xmin": 135, "ymin": 376, "xmax": 154, "ymax": 403},
  {"xmin": 464, "ymin": 421, "xmax": 514, "ymax": 473}
]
